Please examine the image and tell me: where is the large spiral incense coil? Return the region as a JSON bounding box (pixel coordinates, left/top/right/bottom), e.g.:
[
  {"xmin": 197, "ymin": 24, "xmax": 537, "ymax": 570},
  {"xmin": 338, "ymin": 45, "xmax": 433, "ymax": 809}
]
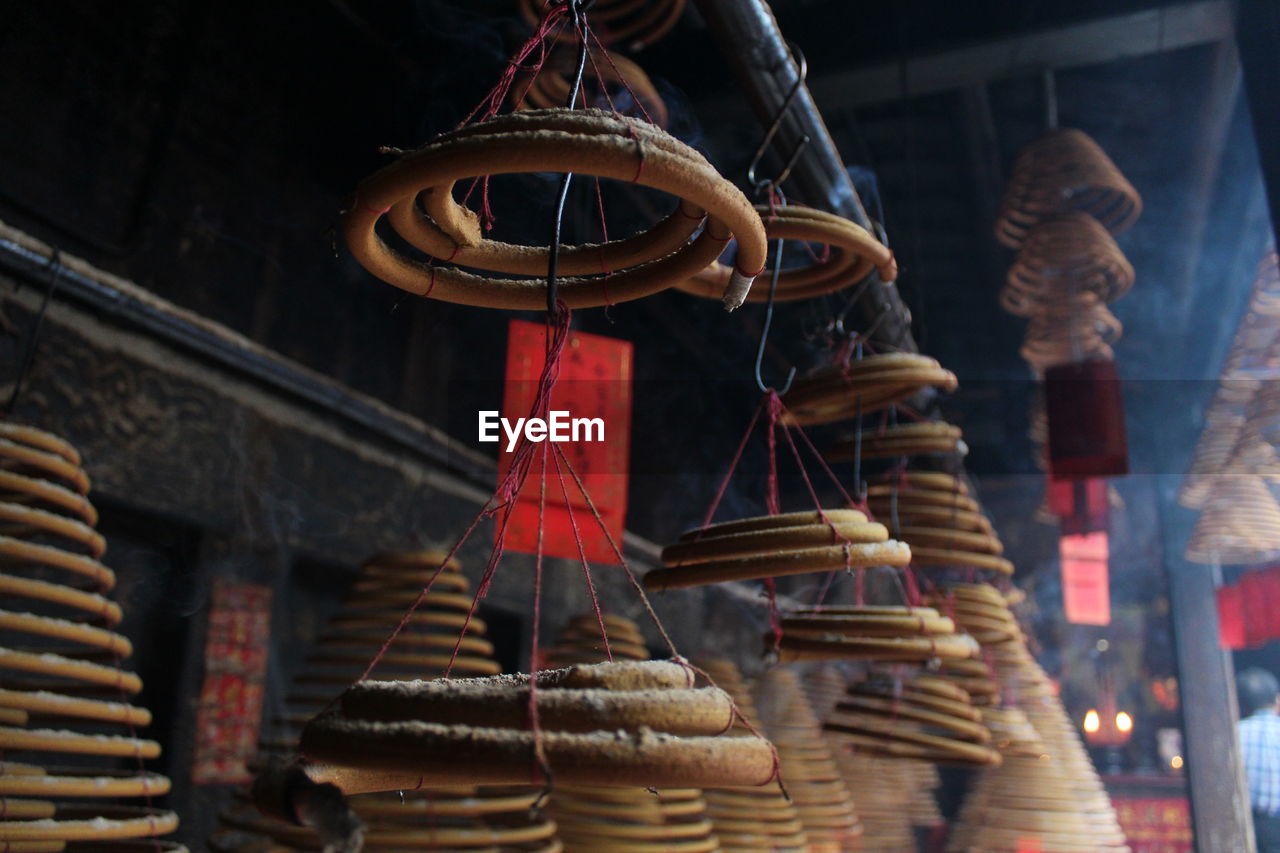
[
  {"xmin": 1185, "ymin": 475, "xmax": 1280, "ymax": 565},
  {"xmin": 512, "ymin": 47, "xmax": 669, "ymax": 127},
  {"xmin": 752, "ymin": 668, "xmax": 862, "ymax": 851},
  {"xmin": 0, "ymin": 423, "xmax": 183, "ymax": 853},
  {"xmin": 774, "ymin": 605, "xmax": 978, "ymax": 664},
  {"xmin": 544, "ymin": 612, "xmax": 650, "ymax": 667},
  {"xmin": 343, "ymin": 108, "xmax": 767, "ymax": 310},
  {"xmin": 824, "ymin": 671, "xmax": 1001, "ymax": 768},
  {"xmin": 827, "ymin": 420, "xmax": 966, "ymax": 463},
  {"xmin": 517, "ymin": 0, "xmax": 686, "ymax": 51},
  {"xmin": 865, "ymin": 481, "xmax": 1012, "ymax": 576},
  {"xmin": 676, "ymin": 205, "xmax": 897, "ymax": 303},
  {"xmin": 994, "ymin": 128, "xmax": 1142, "ymax": 249},
  {"xmin": 546, "ymin": 613, "xmax": 721, "ymax": 853},
  {"xmin": 1001, "ymin": 211, "xmax": 1135, "ymax": 317},
  {"xmin": 1181, "ymin": 252, "xmax": 1280, "ymax": 507},
  {"xmin": 696, "ymin": 659, "xmax": 809, "ymax": 853},
  {"xmin": 939, "ymin": 583, "xmax": 1129, "ymax": 852},
  {"xmin": 219, "ymin": 551, "xmax": 561, "ymax": 852},
  {"xmin": 647, "ymin": 509, "xmax": 911, "ymax": 592},
  {"xmin": 1019, "ymin": 293, "xmax": 1123, "ymax": 374},
  {"xmin": 298, "ymin": 659, "xmax": 776, "ymax": 792},
  {"xmin": 782, "ymin": 353, "xmax": 958, "ymax": 426}
]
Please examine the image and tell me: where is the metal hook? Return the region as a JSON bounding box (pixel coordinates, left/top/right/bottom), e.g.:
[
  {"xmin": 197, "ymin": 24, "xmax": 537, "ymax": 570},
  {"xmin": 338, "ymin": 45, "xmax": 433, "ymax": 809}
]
[
  {"xmin": 746, "ymin": 41, "xmax": 811, "ymax": 197},
  {"xmin": 754, "ymin": 236, "xmax": 797, "ymax": 395}
]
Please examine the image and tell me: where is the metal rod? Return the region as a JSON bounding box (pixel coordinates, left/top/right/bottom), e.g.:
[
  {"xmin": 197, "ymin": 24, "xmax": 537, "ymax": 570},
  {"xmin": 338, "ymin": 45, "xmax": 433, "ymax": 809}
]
[{"xmin": 692, "ymin": 0, "xmax": 918, "ymax": 352}]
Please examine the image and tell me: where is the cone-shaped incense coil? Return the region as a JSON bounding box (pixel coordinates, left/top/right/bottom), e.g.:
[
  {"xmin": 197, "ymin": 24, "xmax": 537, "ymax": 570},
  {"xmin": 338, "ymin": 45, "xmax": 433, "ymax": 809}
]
[
  {"xmin": 0, "ymin": 423, "xmax": 183, "ymax": 851},
  {"xmin": 774, "ymin": 605, "xmax": 979, "ymax": 664},
  {"xmin": 546, "ymin": 613, "xmax": 721, "ymax": 853},
  {"xmin": 1019, "ymin": 294, "xmax": 1122, "ymax": 374},
  {"xmin": 217, "ymin": 550, "xmax": 560, "ymax": 852},
  {"xmin": 865, "ymin": 474, "xmax": 1011, "ymax": 576},
  {"xmin": 1182, "ymin": 252, "xmax": 1280, "ymax": 506},
  {"xmin": 995, "ymin": 128, "xmax": 1142, "ymax": 248},
  {"xmin": 827, "ymin": 421, "xmax": 967, "ymax": 463},
  {"xmin": 782, "ymin": 353, "xmax": 958, "ymax": 426},
  {"xmin": 648, "ymin": 509, "xmax": 911, "ymax": 592},
  {"xmin": 544, "ymin": 612, "xmax": 650, "ymax": 667},
  {"xmin": 1001, "ymin": 211, "xmax": 1135, "ymax": 316},
  {"xmin": 696, "ymin": 659, "xmax": 809, "ymax": 852},
  {"xmin": 824, "ymin": 670, "xmax": 1001, "ymax": 768},
  {"xmin": 940, "ymin": 584, "xmax": 1128, "ymax": 851},
  {"xmin": 799, "ymin": 667, "xmax": 919, "ymax": 852},
  {"xmin": 1185, "ymin": 475, "xmax": 1280, "ymax": 565},
  {"xmin": 753, "ymin": 668, "xmax": 862, "ymax": 851}
]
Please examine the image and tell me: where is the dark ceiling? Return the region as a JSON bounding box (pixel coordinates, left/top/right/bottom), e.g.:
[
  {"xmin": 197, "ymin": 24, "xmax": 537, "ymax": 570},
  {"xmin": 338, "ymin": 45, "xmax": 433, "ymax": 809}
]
[{"xmin": 0, "ymin": 0, "xmax": 1272, "ymax": 549}]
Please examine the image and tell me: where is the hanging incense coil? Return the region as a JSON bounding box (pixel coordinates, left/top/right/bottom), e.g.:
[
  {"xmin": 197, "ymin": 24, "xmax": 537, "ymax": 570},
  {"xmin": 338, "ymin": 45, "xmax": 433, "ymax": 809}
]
[
  {"xmin": 513, "ymin": 46, "xmax": 669, "ymax": 127},
  {"xmin": 774, "ymin": 605, "xmax": 978, "ymax": 663},
  {"xmin": 753, "ymin": 668, "xmax": 862, "ymax": 851},
  {"xmin": 546, "ymin": 613, "xmax": 721, "ymax": 853},
  {"xmin": 782, "ymin": 353, "xmax": 958, "ymax": 426},
  {"xmin": 647, "ymin": 509, "xmax": 911, "ymax": 591},
  {"xmin": 1019, "ymin": 294, "xmax": 1122, "ymax": 373},
  {"xmin": 1181, "ymin": 253, "xmax": 1280, "ymax": 506},
  {"xmin": 824, "ymin": 672, "xmax": 1000, "ymax": 767},
  {"xmin": 1185, "ymin": 474, "xmax": 1280, "ymax": 565},
  {"xmin": 343, "ymin": 108, "xmax": 766, "ymax": 310},
  {"xmin": 937, "ymin": 657, "xmax": 1001, "ymax": 706},
  {"xmin": 299, "ymin": 660, "xmax": 776, "ymax": 792},
  {"xmin": 828, "ymin": 421, "xmax": 966, "ymax": 462},
  {"xmin": 0, "ymin": 423, "xmax": 180, "ymax": 851},
  {"xmin": 517, "ymin": 0, "xmax": 686, "ymax": 51},
  {"xmin": 995, "ymin": 128, "xmax": 1142, "ymax": 249},
  {"xmin": 696, "ymin": 659, "xmax": 809, "ymax": 853},
  {"xmin": 864, "ymin": 485, "xmax": 1012, "ymax": 575},
  {"xmin": 830, "ymin": 752, "xmax": 917, "ymax": 852},
  {"xmin": 1000, "ymin": 211, "xmax": 1135, "ymax": 317},
  {"xmin": 223, "ymin": 551, "xmax": 561, "ymax": 853},
  {"xmin": 676, "ymin": 205, "xmax": 896, "ymax": 303},
  {"xmin": 545, "ymin": 612, "xmax": 650, "ymax": 666}
]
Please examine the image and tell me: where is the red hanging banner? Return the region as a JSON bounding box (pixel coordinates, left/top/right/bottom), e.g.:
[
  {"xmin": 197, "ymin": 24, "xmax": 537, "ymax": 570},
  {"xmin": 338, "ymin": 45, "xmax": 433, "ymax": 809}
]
[
  {"xmin": 192, "ymin": 578, "xmax": 272, "ymax": 785},
  {"xmin": 497, "ymin": 319, "xmax": 633, "ymax": 564},
  {"xmin": 1061, "ymin": 530, "xmax": 1111, "ymax": 626}
]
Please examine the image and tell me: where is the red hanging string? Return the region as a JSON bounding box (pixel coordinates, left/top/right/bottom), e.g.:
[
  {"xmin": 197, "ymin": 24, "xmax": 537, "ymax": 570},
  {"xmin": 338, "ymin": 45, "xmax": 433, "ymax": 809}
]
[
  {"xmin": 550, "ymin": 445, "xmax": 613, "ymax": 662},
  {"xmin": 528, "ymin": 438, "xmax": 552, "ymax": 783},
  {"xmin": 696, "ymin": 394, "xmax": 769, "ymax": 532}
]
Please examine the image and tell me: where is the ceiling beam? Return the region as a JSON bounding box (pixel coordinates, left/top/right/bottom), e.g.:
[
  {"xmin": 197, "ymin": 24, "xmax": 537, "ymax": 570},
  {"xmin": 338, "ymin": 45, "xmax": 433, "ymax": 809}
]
[{"xmin": 809, "ymin": 1, "xmax": 1233, "ymax": 110}]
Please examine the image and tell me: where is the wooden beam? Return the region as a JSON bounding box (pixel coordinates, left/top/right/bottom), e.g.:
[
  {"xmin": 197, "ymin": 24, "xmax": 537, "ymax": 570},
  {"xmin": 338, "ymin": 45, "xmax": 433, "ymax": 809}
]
[{"xmin": 809, "ymin": 1, "xmax": 1233, "ymax": 110}]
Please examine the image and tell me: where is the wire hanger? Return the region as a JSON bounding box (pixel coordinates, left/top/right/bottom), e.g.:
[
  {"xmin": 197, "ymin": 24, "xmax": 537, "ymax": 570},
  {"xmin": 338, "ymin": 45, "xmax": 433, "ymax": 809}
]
[{"xmin": 749, "ymin": 41, "xmax": 810, "ymax": 395}]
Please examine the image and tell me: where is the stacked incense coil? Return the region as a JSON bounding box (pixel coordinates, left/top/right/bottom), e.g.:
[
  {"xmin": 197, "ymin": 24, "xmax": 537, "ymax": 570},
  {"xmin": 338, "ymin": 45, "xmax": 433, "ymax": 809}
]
[
  {"xmin": 696, "ymin": 659, "xmax": 808, "ymax": 852},
  {"xmin": 512, "ymin": 47, "xmax": 669, "ymax": 127},
  {"xmin": 646, "ymin": 509, "xmax": 911, "ymax": 591},
  {"xmin": 824, "ymin": 671, "xmax": 1001, "ymax": 768},
  {"xmin": 342, "ymin": 108, "xmax": 767, "ymax": 311},
  {"xmin": 1181, "ymin": 253, "xmax": 1280, "ymax": 508},
  {"xmin": 518, "ymin": 0, "xmax": 686, "ymax": 51},
  {"xmin": 298, "ymin": 660, "xmax": 777, "ymax": 793},
  {"xmin": 752, "ymin": 668, "xmax": 862, "ymax": 851},
  {"xmin": 544, "ymin": 611, "xmax": 650, "ymax": 667},
  {"xmin": 865, "ymin": 471, "xmax": 1014, "ymax": 576},
  {"xmin": 215, "ymin": 550, "xmax": 561, "ymax": 852},
  {"xmin": 676, "ymin": 205, "xmax": 897, "ymax": 303},
  {"xmin": 0, "ymin": 423, "xmax": 183, "ymax": 851},
  {"xmin": 940, "ymin": 583, "xmax": 1129, "ymax": 852},
  {"xmin": 782, "ymin": 353, "xmax": 958, "ymax": 426},
  {"xmin": 995, "ymin": 130, "xmax": 1142, "ymax": 250},
  {"xmin": 827, "ymin": 420, "xmax": 966, "ymax": 462},
  {"xmin": 774, "ymin": 604, "xmax": 978, "ymax": 664},
  {"xmin": 799, "ymin": 668, "xmax": 918, "ymax": 853},
  {"xmin": 1185, "ymin": 474, "xmax": 1280, "ymax": 565},
  {"xmin": 545, "ymin": 612, "xmax": 721, "ymax": 853}
]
